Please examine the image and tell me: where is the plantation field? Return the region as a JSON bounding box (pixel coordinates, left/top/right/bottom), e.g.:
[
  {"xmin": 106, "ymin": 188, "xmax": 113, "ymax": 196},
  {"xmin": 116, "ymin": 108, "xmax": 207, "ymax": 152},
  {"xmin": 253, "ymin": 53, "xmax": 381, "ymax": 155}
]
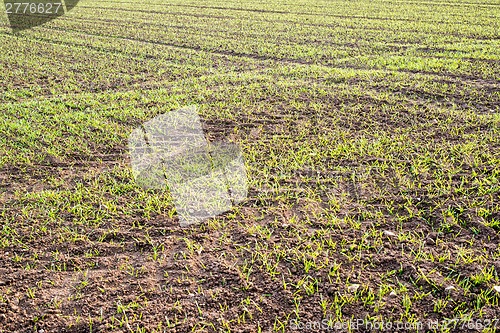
[{"xmin": 0, "ymin": 0, "xmax": 499, "ymax": 331}]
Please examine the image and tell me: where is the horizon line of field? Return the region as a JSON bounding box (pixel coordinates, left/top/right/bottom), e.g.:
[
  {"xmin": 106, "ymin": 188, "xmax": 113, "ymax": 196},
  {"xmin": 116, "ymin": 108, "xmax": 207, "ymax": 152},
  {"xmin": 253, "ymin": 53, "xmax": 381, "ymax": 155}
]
[
  {"xmin": 3, "ymin": 8, "xmax": 499, "ymax": 56},
  {"xmin": 2, "ymin": 4, "xmax": 498, "ymax": 39},
  {"xmin": 44, "ymin": 8, "xmax": 500, "ymax": 40},
  {"xmin": 1, "ymin": 1, "xmax": 498, "ymax": 36},
  {"xmin": 84, "ymin": 0, "xmax": 500, "ymax": 11},
  {"xmin": 75, "ymin": 3, "xmax": 500, "ymax": 26}
]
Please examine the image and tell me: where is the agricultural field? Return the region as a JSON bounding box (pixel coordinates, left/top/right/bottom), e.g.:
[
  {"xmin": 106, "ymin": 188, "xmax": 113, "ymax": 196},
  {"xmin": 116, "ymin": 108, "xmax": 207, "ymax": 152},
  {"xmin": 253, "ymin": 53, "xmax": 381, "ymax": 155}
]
[{"xmin": 0, "ymin": 0, "xmax": 499, "ymax": 331}]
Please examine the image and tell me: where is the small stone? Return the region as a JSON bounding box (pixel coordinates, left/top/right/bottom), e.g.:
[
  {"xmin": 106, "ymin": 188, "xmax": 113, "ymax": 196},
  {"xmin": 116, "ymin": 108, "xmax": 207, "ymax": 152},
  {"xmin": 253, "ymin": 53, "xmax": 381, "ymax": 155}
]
[
  {"xmin": 445, "ymin": 286, "xmax": 456, "ymax": 292},
  {"xmin": 493, "ymin": 286, "xmax": 500, "ymax": 293},
  {"xmin": 348, "ymin": 284, "xmax": 360, "ymax": 293},
  {"xmin": 383, "ymin": 230, "xmax": 396, "ymax": 237},
  {"xmin": 389, "ymin": 291, "xmax": 397, "ymax": 297}
]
